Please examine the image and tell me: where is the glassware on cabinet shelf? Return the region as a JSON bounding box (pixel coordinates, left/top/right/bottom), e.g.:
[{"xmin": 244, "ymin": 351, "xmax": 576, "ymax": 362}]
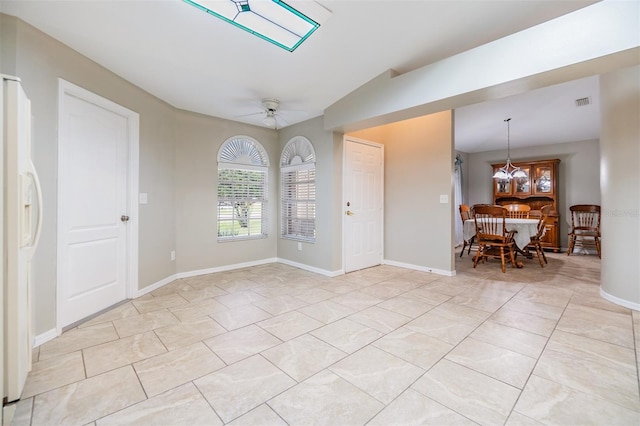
[
  {"xmin": 535, "ymin": 166, "xmax": 552, "ymax": 194},
  {"xmin": 514, "ymin": 166, "xmax": 531, "ymax": 195},
  {"xmin": 496, "ymin": 178, "xmax": 511, "ymax": 195}
]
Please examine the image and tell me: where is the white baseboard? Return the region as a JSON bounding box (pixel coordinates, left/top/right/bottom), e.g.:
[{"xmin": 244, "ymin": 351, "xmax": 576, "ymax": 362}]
[
  {"xmin": 135, "ymin": 273, "xmax": 179, "ymax": 298},
  {"xmin": 277, "ymin": 258, "xmax": 343, "ymax": 277},
  {"xmin": 138, "ymin": 257, "xmax": 343, "ymax": 300},
  {"xmin": 35, "ymin": 257, "xmax": 449, "ymax": 348},
  {"xmin": 600, "ymin": 288, "xmax": 640, "ymax": 311},
  {"xmin": 176, "ymin": 257, "xmax": 279, "ymax": 280},
  {"xmin": 383, "ymin": 259, "xmax": 455, "ymax": 277},
  {"xmin": 136, "ymin": 258, "xmax": 280, "ymax": 298},
  {"xmin": 33, "ymin": 328, "xmax": 58, "ymax": 347}
]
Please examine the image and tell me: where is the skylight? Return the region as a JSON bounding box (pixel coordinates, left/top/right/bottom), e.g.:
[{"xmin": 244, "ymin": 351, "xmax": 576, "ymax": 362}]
[{"xmin": 183, "ymin": 0, "xmax": 330, "ymax": 52}]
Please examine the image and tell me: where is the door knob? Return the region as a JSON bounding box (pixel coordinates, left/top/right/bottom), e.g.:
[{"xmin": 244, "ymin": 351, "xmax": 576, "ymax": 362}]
[
  {"xmin": 121, "ymin": 215, "xmax": 130, "ymax": 222},
  {"xmin": 346, "ymin": 210, "xmax": 354, "ymax": 216}
]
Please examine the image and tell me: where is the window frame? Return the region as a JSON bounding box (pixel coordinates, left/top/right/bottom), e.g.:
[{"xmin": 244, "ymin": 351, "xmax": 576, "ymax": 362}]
[
  {"xmin": 216, "ymin": 136, "xmax": 269, "ymax": 242},
  {"xmin": 280, "ymin": 136, "xmax": 316, "ymax": 243}
]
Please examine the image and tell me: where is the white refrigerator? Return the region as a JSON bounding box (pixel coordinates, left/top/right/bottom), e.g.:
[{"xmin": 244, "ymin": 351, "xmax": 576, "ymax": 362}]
[{"xmin": 1, "ymin": 75, "xmax": 42, "ymax": 423}]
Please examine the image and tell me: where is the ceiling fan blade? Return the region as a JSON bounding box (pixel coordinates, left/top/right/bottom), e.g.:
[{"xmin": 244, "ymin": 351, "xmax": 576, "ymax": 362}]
[
  {"xmin": 235, "ymin": 111, "xmax": 265, "ymax": 118},
  {"xmin": 275, "ymin": 113, "xmax": 290, "ymax": 126},
  {"xmin": 278, "ymin": 108, "xmax": 308, "ymax": 115}
]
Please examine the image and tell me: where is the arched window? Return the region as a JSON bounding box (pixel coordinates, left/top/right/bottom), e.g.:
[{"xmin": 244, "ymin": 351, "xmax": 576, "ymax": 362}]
[
  {"xmin": 217, "ymin": 136, "xmax": 269, "ymax": 240},
  {"xmin": 280, "ymin": 136, "xmax": 316, "ymax": 242}
]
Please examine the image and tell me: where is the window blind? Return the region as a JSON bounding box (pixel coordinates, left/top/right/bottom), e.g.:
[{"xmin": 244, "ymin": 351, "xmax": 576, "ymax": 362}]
[{"xmin": 281, "ymin": 168, "xmax": 316, "ymax": 241}]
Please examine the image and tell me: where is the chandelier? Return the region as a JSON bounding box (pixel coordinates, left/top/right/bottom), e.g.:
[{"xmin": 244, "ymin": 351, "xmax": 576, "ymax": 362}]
[{"xmin": 493, "ymin": 118, "xmax": 526, "ymax": 179}]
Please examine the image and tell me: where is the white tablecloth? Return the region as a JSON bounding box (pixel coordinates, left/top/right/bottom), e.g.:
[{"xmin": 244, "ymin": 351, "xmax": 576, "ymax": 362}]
[{"xmin": 464, "ymin": 218, "xmax": 541, "ymax": 250}]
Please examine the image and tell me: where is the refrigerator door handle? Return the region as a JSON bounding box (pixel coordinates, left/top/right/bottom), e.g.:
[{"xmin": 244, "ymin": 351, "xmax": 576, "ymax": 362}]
[{"xmin": 26, "ymin": 161, "xmax": 43, "ymax": 258}]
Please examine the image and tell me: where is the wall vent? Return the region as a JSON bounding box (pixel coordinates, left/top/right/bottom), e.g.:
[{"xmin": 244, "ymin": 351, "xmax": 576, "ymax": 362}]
[{"xmin": 575, "ymin": 96, "xmax": 591, "ymax": 107}]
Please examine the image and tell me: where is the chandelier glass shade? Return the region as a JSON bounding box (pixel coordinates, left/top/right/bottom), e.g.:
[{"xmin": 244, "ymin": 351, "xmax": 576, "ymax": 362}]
[{"xmin": 493, "ymin": 118, "xmax": 526, "ymax": 180}]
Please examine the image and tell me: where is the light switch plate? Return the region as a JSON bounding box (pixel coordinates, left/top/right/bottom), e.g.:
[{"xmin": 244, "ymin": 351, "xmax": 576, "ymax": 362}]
[{"xmin": 439, "ymin": 194, "xmax": 448, "ymax": 203}]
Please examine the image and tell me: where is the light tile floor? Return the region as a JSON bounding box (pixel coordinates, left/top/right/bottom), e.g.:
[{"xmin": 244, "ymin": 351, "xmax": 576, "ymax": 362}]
[{"xmin": 13, "ymin": 251, "xmax": 640, "ymax": 425}]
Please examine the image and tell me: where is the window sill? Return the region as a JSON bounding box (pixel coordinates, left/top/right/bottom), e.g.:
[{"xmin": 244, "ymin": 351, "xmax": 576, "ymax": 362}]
[
  {"xmin": 280, "ymin": 235, "xmax": 316, "ymax": 243},
  {"xmin": 217, "ymin": 235, "xmax": 268, "ymax": 243}
]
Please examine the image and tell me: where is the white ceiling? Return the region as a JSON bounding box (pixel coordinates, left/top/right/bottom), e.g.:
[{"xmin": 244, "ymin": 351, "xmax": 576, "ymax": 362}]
[
  {"xmin": 455, "ymin": 75, "xmax": 600, "ymax": 153},
  {"xmin": 1, "ymin": 0, "xmax": 601, "ymax": 152}
]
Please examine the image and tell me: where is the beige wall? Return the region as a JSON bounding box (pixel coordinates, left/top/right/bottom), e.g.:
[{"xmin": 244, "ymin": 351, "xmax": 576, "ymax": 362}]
[
  {"xmin": 2, "ymin": 4, "xmax": 638, "ymax": 338},
  {"xmin": 349, "ymin": 111, "xmax": 455, "ymax": 273},
  {"xmin": 174, "ymin": 110, "xmax": 278, "ymax": 272},
  {"xmin": 331, "ymin": 131, "xmax": 345, "ymax": 271},
  {"xmin": 1, "ymin": 14, "xmax": 341, "ymax": 337},
  {"xmin": 277, "ymin": 117, "xmax": 342, "ymax": 274},
  {"xmin": 600, "ymin": 65, "xmax": 640, "ymax": 307},
  {"xmin": 0, "ymin": 14, "xmax": 17, "ymax": 75},
  {"xmin": 464, "ymin": 139, "xmax": 601, "ymax": 248},
  {"xmin": 2, "ymin": 15, "xmax": 177, "ymax": 334}
]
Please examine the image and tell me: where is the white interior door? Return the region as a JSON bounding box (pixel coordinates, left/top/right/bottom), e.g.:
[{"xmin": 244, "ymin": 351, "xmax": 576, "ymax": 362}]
[
  {"xmin": 58, "ymin": 81, "xmax": 138, "ymax": 329},
  {"xmin": 343, "ymin": 137, "xmax": 383, "ymax": 273}
]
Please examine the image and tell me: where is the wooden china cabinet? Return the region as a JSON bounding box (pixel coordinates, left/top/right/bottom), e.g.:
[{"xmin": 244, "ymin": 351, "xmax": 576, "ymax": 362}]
[{"xmin": 492, "ymin": 159, "xmax": 561, "ymax": 252}]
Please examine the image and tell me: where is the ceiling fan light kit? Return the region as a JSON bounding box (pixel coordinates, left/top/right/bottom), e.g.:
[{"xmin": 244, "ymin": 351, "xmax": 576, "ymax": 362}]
[
  {"xmin": 183, "ymin": 0, "xmax": 332, "ymax": 52},
  {"xmin": 261, "ymin": 98, "xmax": 279, "ymax": 128},
  {"xmin": 262, "ymin": 115, "xmax": 277, "ymax": 127}
]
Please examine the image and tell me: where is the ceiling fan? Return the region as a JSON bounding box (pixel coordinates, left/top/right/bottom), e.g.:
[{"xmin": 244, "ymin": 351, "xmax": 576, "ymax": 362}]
[
  {"xmin": 237, "ymin": 98, "xmax": 304, "ymax": 129},
  {"xmin": 260, "ymin": 98, "xmax": 283, "ymax": 128}
]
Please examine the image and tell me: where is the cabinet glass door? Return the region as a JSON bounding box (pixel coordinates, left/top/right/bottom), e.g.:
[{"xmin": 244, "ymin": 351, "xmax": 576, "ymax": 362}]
[
  {"xmin": 513, "ymin": 166, "xmax": 531, "ymax": 196},
  {"xmin": 494, "ymin": 166, "xmax": 512, "ymax": 195},
  {"xmin": 534, "ymin": 165, "xmax": 553, "ymax": 194}
]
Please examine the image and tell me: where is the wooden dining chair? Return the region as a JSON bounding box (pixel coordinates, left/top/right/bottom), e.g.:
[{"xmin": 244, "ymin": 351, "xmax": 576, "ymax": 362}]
[
  {"xmin": 458, "ymin": 204, "xmax": 476, "ymax": 257},
  {"xmin": 504, "ymin": 203, "xmax": 531, "ymax": 218},
  {"xmin": 527, "ymin": 205, "xmax": 552, "ymax": 267},
  {"xmin": 567, "ymin": 204, "xmax": 601, "ymax": 258},
  {"xmin": 472, "ymin": 204, "xmax": 518, "ymax": 273}
]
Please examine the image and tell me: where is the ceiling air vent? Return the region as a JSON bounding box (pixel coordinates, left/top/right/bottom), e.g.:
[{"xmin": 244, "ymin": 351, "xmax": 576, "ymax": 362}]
[{"xmin": 575, "ymin": 96, "xmax": 591, "ymax": 107}]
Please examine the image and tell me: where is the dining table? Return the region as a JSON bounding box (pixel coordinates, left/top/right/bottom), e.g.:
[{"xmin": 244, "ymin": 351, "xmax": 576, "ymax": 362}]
[{"xmin": 463, "ymin": 218, "xmax": 542, "ymax": 258}]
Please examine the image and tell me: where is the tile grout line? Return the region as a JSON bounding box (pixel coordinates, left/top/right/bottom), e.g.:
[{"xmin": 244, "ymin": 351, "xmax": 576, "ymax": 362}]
[
  {"xmin": 23, "ymin": 253, "xmax": 627, "ymax": 425},
  {"xmin": 504, "ymin": 286, "xmax": 571, "ymax": 423}
]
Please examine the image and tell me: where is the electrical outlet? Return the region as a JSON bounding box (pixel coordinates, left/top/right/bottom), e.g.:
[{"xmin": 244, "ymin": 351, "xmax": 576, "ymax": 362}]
[
  {"xmin": 439, "ymin": 194, "xmax": 448, "ymax": 203},
  {"xmin": 297, "ymin": 242, "xmax": 302, "ymax": 251},
  {"xmin": 170, "ymin": 250, "xmax": 175, "ymax": 261},
  {"xmin": 139, "ymin": 193, "xmax": 148, "ymax": 204}
]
